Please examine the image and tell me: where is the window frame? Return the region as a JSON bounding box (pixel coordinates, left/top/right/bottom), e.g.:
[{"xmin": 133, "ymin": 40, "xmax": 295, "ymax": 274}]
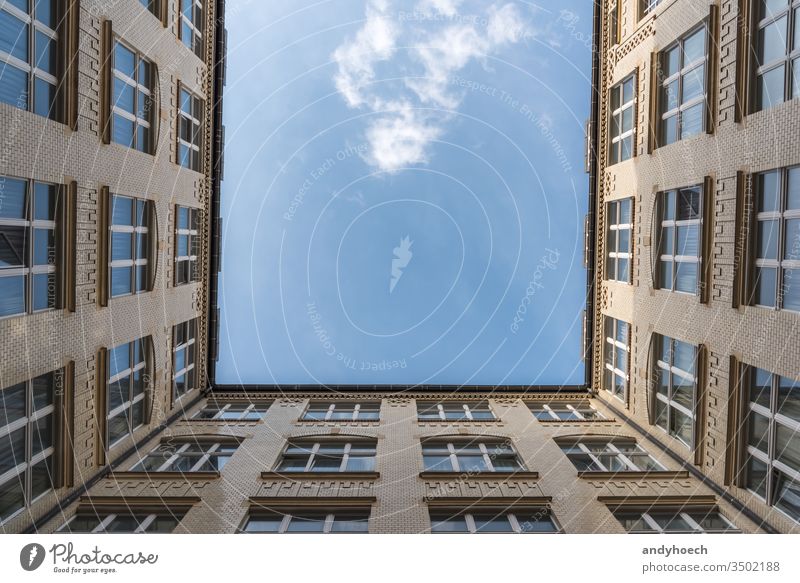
[
  {"xmin": 421, "ymin": 440, "xmax": 525, "ymax": 473},
  {"xmin": 561, "ymin": 440, "xmax": 666, "ymax": 472},
  {"xmin": 301, "ymin": 401, "xmax": 380, "ymax": 421},
  {"xmin": 606, "ymin": 198, "xmax": 633, "ymax": 283},
  {"xmin": 110, "ymin": 36, "xmax": 156, "ymax": 154},
  {"xmin": 105, "ymin": 337, "xmax": 149, "ymax": 449},
  {"xmin": 750, "ymin": 0, "xmax": 800, "ymax": 113},
  {"xmin": 416, "ymin": 401, "xmax": 496, "ymax": 421},
  {"xmin": 177, "ymin": 84, "xmax": 203, "ymax": 172},
  {"xmin": 130, "ymin": 440, "xmax": 238, "ymax": 472},
  {"xmin": 652, "ymin": 334, "xmax": 699, "ymax": 448},
  {"xmin": 429, "ymin": 507, "xmax": 560, "ymax": 533},
  {"xmin": 178, "ymin": 0, "xmax": 205, "ymax": 59},
  {"xmin": 58, "ymin": 507, "xmax": 187, "ymax": 533},
  {"xmin": 608, "ymin": 73, "xmax": 636, "ymax": 165},
  {"xmin": 108, "ymin": 193, "xmax": 153, "ymax": 298},
  {"xmin": 275, "ymin": 440, "xmax": 377, "ymax": 473},
  {"xmin": 174, "ymin": 205, "xmax": 200, "ymax": 285},
  {"xmin": 603, "ymin": 316, "xmax": 631, "ymax": 402},
  {"xmin": 614, "ymin": 508, "xmax": 739, "ymax": 533},
  {"xmin": 640, "ymin": 0, "xmax": 664, "ymax": 19},
  {"xmin": 529, "ymin": 401, "xmax": 604, "ymax": 421},
  {"xmin": 172, "ymin": 318, "xmax": 197, "ymax": 400},
  {"xmin": 192, "ymin": 401, "xmax": 271, "ymax": 421},
  {"xmin": 655, "ymin": 185, "xmax": 704, "ymax": 294},
  {"xmin": 241, "ymin": 508, "xmax": 371, "ymax": 533}
]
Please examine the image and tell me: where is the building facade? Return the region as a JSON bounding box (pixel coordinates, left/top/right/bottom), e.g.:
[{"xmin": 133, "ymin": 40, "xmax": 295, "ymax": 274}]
[{"xmin": 1, "ymin": 0, "xmax": 798, "ymax": 534}]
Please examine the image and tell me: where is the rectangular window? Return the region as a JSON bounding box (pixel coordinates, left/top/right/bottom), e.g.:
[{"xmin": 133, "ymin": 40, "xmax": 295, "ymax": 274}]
[
  {"xmin": 751, "ymin": 166, "xmax": 800, "ymax": 310},
  {"xmin": 139, "ymin": 0, "xmax": 161, "ymax": 19},
  {"xmin": 603, "ymin": 316, "xmax": 630, "ymax": 401},
  {"xmin": 179, "ymin": 0, "xmax": 204, "ymax": 58},
  {"xmin": 131, "ymin": 440, "xmax": 238, "ymax": 472},
  {"xmin": 301, "ymin": 402, "xmax": 380, "ymax": 421},
  {"xmin": 178, "ymin": 86, "xmax": 203, "ymax": 171},
  {"xmin": 529, "ymin": 401, "xmax": 604, "ymax": 421},
  {"xmin": 653, "ymin": 335, "xmax": 698, "ymax": 447},
  {"xmin": 614, "ymin": 508, "xmax": 737, "ymax": 533},
  {"xmin": 658, "ymin": 25, "xmax": 708, "ymax": 145},
  {"xmin": 421, "ymin": 440, "xmax": 523, "ymax": 473},
  {"xmin": 106, "ymin": 338, "xmax": 148, "ymax": 448},
  {"xmin": 0, "ymin": 0, "xmax": 59, "ymax": 119},
  {"xmin": 172, "ymin": 319, "xmax": 197, "ymax": 400},
  {"xmin": 0, "ymin": 371, "xmax": 58, "ymax": 523},
  {"xmin": 752, "ymin": 0, "xmax": 800, "ymax": 112},
  {"xmin": 606, "ymin": 198, "xmax": 633, "ymax": 282},
  {"xmin": 609, "ymin": 74, "xmax": 636, "ymax": 164},
  {"xmin": 561, "ymin": 440, "xmax": 665, "ymax": 472},
  {"xmin": 430, "ymin": 508, "xmax": 558, "ymax": 533},
  {"xmin": 59, "ymin": 509, "xmax": 186, "ymax": 533},
  {"xmin": 193, "ymin": 401, "xmax": 271, "ymax": 421},
  {"xmin": 0, "ymin": 177, "xmax": 59, "ymax": 317},
  {"xmin": 276, "ymin": 440, "xmax": 377, "ymax": 473},
  {"xmin": 416, "ymin": 402, "xmax": 495, "ymax": 421},
  {"xmin": 656, "ymin": 186, "xmax": 703, "ymax": 293},
  {"xmin": 641, "ymin": 0, "xmax": 663, "ymax": 17},
  {"xmin": 174, "ymin": 205, "xmax": 200, "ymax": 285},
  {"xmin": 109, "ymin": 194, "xmax": 152, "ymax": 298},
  {"xmin": 110, "ymin": 39, "xmax": 155, "ymax": 153},
  {"xmin": 242, "ymin": 508, "xmax": 370, "ymax": 533},
  {"xmin": 743, "ymin": 365, "xmax": 800, "ymax": 522}
]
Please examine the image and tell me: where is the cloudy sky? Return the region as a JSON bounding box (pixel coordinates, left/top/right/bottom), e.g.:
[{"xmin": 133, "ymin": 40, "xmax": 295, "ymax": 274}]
[{"xmin": 217, "ymin": 0, "xmax": 592, "ymax": 385}]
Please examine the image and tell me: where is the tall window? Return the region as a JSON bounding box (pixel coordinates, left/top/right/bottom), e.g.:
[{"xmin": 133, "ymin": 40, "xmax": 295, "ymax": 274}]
[
  {"xmin": 139, "ymin": 0, "xmax": 161, "ymax": 19},
  {"xmin": 743, "ymin": 365, "xmax": 800, "ymax": 522},
  {"xmin": 609, "ymin": 74, "xmax": 635, "ymax": 164},
  {"xmin": 60, "ymin": 509, "xmax": 186, "ymax": 533},
  {"xmin": 752, "ymin": 0, "xmax": 800, "ymax": 112},
  {"xmin": 430, "ymin": 508, "xmax": 558, "ymax": 533},
  {"xmin": 301, "ymin": 402, "xmax": 380, "ymax": 421},
  {"xmin": 421, "ymin": 440, "xmax": 523, "ymax": 473},
  {"xmin": 417, "ymin": 402, "xmax": 495, "ymax": 421},
  {"xmin": 560, "ymin": 440, "xmax": 665, "ymax": 472},
  {"xmin": 614, "ymin": 508, "xmax": 737, "ymax": 533},
  {"xmin": 656, "ymin": 186, "xmax": 703, "ymax": 293},
  {"xmin": 178, "ymin": 86, "xmax": 203, "ymax": 171},
  {"xmin": 106, "ymin": 338, "xmax": 148, "ymax": 448},
  {"xmin": 276, "ymin": 440, "xmax": 377, "ymax": 473},
  {"xmin": 529, "ymin": 401, "xmax": 604, "ymax": 421},
  {"xmin": 179, "ymin": 0, "xmax": 204, "ymax": 58},
  {"xmin": 658, "ymin": 25, "xmax": 707, "ymax": 145},
  {"xmin": 242, "ymin": 509, "xmax": 370, "ymax": 533},
  {"xmin": 0, "ymin": 177, "xmax": 59, "ymax": 317},
  {"xmin": 606, "ymin": 198, "xmax": 633, "ymax": 283},
  {"xmin": 0, "ymin": 0, "xmax": 59, "ymax": 119},
  {"xmin": 175, "ymin": 205, "xmax": 199, "ymax": 285},
  {"xmin": 751, "ymin": 166, "xmax": 800, "ymax": 311},
  {"xmin": 131, "ymin": 440, "xmax": 238, "ymax": 472},
  {"xmin": 111, "ymin": 39, "xmax": 155, "ymax": 153},
  {"xmin": 172, "ymin": 319, "xmax": 196, "ymax": 399},
  {"xmin": 641, "ymin": 0, "xmax": 663, "ymax": 17},
  {"xmin": 109, "ymin": 194, "xmax": 152, "ymax": 298},
  {"xmin": 653, "ymin": 335, "xmax": 698, "ymax": 447},
  {"xmin": 193, "ymin": 401, "xmax": 270, "ymax": 421},
  {"xmin": 0, "ymin": 371, "xmax": 58, "ymax": 523},
  {"xmin": 603, "ymin": 316, "xmax": 630, "ymax": 401}
]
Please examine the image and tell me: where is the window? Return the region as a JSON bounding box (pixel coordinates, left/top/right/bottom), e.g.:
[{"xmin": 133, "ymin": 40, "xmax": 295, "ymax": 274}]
[
  {"xmin": 614, "ymin": 508, "xmax": 737, "ymax": 533},
  {"xmin": 242, "ymin": 508, "xmax": 370, "ymax": 533},
  {"xmin": 529, "ymin": 401, "xmax": 604, "ymax": 421},
  {"xmin": 172, "ymin": 319, "xmax": 196, "ymax": 400},
  {"xmin": 110, "ymin": 39, "xmax": 155, "ymax": 153},
  {"xmin": 610, "ymin": 2, "xmax": 620, "ymax": 46},
  {"xmin": 655, "ymin": 186, "xmax": 703, "ymax": 293},
  {"xmin": 179, "ymin": 0, "xmax": 204, "ymax": 58},
  {"xmin": 174, "ymin": 205, "xmax": 199, "ymax": 285},
  {"xmin": 417, "ymin": 402, "xmax": 495, "ymax": 421},
  {"xmin": 0, "ymin": 0, "xmax": 59, "ymax": 119},
  {"xmin": 751, "ymin": 0, "xmax": 800, "ymax": 112},
  {"xmin": 108, "ymin": 194, "xmax": 152, "ymax": 298},
  {"xmin": 178, "ymin": 86, "xmax": 203, "ymax": 171},
  {"xmin": 276, "ymin": 440, "xmax": 377, "ymax": 473},
  {"xmin": 421, "ymin": 440, "xmax": 524, "ymax": 473},
  {"xmin": 606, "ymin": 198, "xmax": 633, "ymax": 283},
  {"xmin": 751, "ymin": 166, "xmax": 800, "ymax": 310},
  {"xmin": 0, "ymin": 371, "xmax": 59, "ymax": 523},
  {"xmin": 131, "ymin": 440, "xmax": 238, "ymax": 472},
  {"xmin": 641, "ymin": 0, "xmax": 663, "ymax": 17},
  {"xmin": 742, "ymin": 365, "xmax": 800, "ymax": 522},
  {"xmin": 603, "ymin": 316, "xmax": 630, "ymax": 401},
  {"xmin": 561, "ymin": 440, "xmax": 665, "ymax": 472},
  {"xmin": 0, "ymin": 177, "xmax": 59, "ymax": 317},
  {"xmin": 106, "ymin": 338, "xmax": 149, "ymax": 448},
  {"xmin": 59, "ymin": 509, "xmax": 186, "ymax": 533},
  {"xmin": 658, "ymin": 25, "xmax": 707, "ymax": 145},
  {"xmin": 653, "ymin": 335, "xmax": 698, "ymax": 447},
  {"xmin": 302, "ymin": 401, "xmax": 380, "ymax": 421},
  {"xmin": 139, "ymin": 0, "xmax": 162, "ymax": 19},
  {"xmin": 430, "ymin": 508, "xmax": 558, "ymax": 533},
  {"xmin": 609, "ymin": 74, "xmax": 635, "ymax": 164},
  {"xmin": 193, "ymin": 401, "xmax": 270, "ymax": 421}
]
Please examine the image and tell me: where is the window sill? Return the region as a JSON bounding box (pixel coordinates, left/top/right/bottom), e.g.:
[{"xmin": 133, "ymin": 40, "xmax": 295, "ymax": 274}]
[
  {"xmin": 577, "ymin": 470, "xmax": 689, "ymax": 481},
  {"xmin": 260, "ymin": 471, "xmax": 380, "ymax": 480},
  {"xmin": 294, "ymin": 419, "xmax": 380, "ymax": 424},
  {"xmin": 110, "ymin": 471, "xmax": 221, "ymax": 480},
  {"xmin": 419, "ymin": 471, "xmax": 539, "ymax": 480},
  {"xmin": 182, "ymin": 418, "xmax": 262, "ymax": 423},
  {"xmin": 537, "ymin": 418, "xmax": 617, "ymax": 423},
  {"xmin": 417, "ymin": 419, "xmax": 500, "ymax": 423}
]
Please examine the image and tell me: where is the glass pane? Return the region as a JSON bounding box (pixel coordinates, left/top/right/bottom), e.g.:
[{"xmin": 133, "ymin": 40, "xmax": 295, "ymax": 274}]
[
  {"xmin": 680, "ymin": 103, "xmax": 704, "ymax": 137},
  {"xmin": 663, "ymin": 46, "xmax": 680, "ymax": 77},
  {"xmin": 784, "ymin": 269, "xmax": 800, "ymax": 311},
  {"xmin": 345, "ymin": 456, "xmax": 375, "ymax": 472},
  {"xmin": 0, "ymin": 225, "xmax": 26, "ymax": 267},
  {"xmin": 0, "ymin": 64, "xmax": 28, "ymax": 110},
  {"xmin": 31, "ymin": 413, "xmax": 52, "ymax": 456},
  {"xmin": 33, "ymin": 75, "xmax": 56, "ymax": 119},
  {"xmin": 758, "ymin": 16, "xmax": 788, "ymax": 65},
  {"xmin": 776, "ymin": 423, "xmax": 800, "ymax": 473},
  {"xmin": 617, "ymin": 258, "xmax": 629, "ymax": 281},
  {"xmin": 788, "ymin": 167, "xmax": 800, "ymax": 209},
  {"xmin": 0, "ymin": 382, "xmax": 27, "ymax": 425},
  {"xmin": 285, "ymin": 515, "xmax": 326, "ymax": 533},
  {"xmin": 683, "ymin": 28, "xmax": 705, "ymax": 64},
  {"xmin": 111, "ymin": 266, "xmax": 133, "ymax": 296},
  {"xmin": 114, "ymin": 42, "xmax": 136, "ymax": 78},
  {"xmin": 0, "ymin": 11, "xmax": 28, "ymax": 61},
  {"xmin": 30, "ymin": 456, "xmax": 52, "ymax": 500},
  {"xmin": 34, "ymin": 30, "xmax": 56, "ymax": 74},
  {"xmin": 145, "ymin": 516, "xmax": 179, "ymax": 533},
  {"xmin": 31, "ymin": 269, "xmax": 53, "ymax": 308},
  {"xmin": 774, "ymin": 472, "xmax": 800, "ymax": 521},
  {"xmin": 617, "ymin": 201, "xmax": 631, "ymax": 225},
  {"xmin": 0, "ymin": 426, "xmax": 25, "ymax": 475},
  {"xmin": 653, "ymin": 512, "xmax": 693, "ymax": 532},
  {"xmin": 112, "ymin": 114, "xmax": 135, "ymax": 148},
  {"xmin": 746, "ymin": 456, "xmax": 769, "ymax": 498},
  {"xmin": 113, "ymin": 78, "xmax": 135, "ymax": 112},
  {"xmin": 754, "ymin": 267, "xmax": 777, "ymax": 306},
  {"xmin": 108, "ymin": 378, "xmax": 130, "ymax": 412},
  {"xmin": 670, "ymin": 408, "xmax": 693, "ymax": 445},
  {"xmin": 0, "ymin": 474, "xmax": 25, "ymax": 521},
  {"xmin": 675, "ymin": 261, "xmax": 697, "ymax": 293},
  {"xmin": 0, "ymin": 275, "xmax": 25, "ymax": 317},
  {"xmin": 108, "ymin": 412, "xmax": 129, "ymax": 444},
  {"xmin": 655, "ymin": 398, "xmax": 668, "ymax": 428},
  {"xmin": 473, "ymin": 514, "xmax": 514, "ymax": 533},
  {"xmin": 778, "ymin": 377, "xmax": 800, "ymax": 421},
  {"xmin": 659, "ymin": 259, "xmax": 674, "ymax": 289},
  {"xmin": 757, "ymin": 65, "xmax": 786, "ymax": 110},
  {"xmin": 430, "ymin": 514, "xmax": 469, "ymax": 533},
  {"xmin": 750, "ymin": 367, "xmax": 773, "ymax": 409},
  {"xmin": 33, "ymin": 183, "xmax": 56, "ymax": 221},
  {"xmin": 111, "ymin": 196, "xmax": 133, "ymax": 225},
  {"xmin": 681, "ymin": 65, "xmax": 705, "ymax": 102},
  {"xmin": 677, "ymin": 187, "xmax": 701, "ymax": 220},
  {"xmin": 330, "ymin": 516, "xmax": 369, "ymax": 533},
  {"xmin": 33, "ymin": 228, "xmax": 55, "ymax": 265},
  {"xmin": 245, "ymin": 516, "xmax": 283, "ymax": 532},
  {"xmin": 690, "ymin": 511, "xmax": 734, "ymax": 532},
  {"xmin": 423, "ymin": 454, "xmax": 452, "ymax": 472},
  {"xmin": 757, "ymin": 220, "xmax": 779, "ymax": 260},
  {"xmin": 616, "ymin": 512, "xmax": 654, "ymax": 532},
  {"xmin": 748, "ymin": 411, "xmax": 770, "ymax": 454},
  {"xmin": 676, "ymin": 224, "xmax": 699, "ymax": 256},
  {"xmin": 661, "ymin": 114, "xmax": 678, "ymax": 145},
  {"xmin": 109, "ymin": 342, "xmax": 131, "ymax": 377}
]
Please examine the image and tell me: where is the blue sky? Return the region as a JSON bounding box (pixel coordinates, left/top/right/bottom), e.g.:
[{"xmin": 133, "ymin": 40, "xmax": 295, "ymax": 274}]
[{"xmin": 217, "ymin": 0, "xmax": 592, "ymax": 385}]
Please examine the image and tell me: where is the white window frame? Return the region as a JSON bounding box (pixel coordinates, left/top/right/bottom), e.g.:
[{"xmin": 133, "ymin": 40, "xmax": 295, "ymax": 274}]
[
  {"xmin": 429, "ymin": 509, "xmax": 559, "ymax": 533},
  {"xmin": 606, "ymin": 198, "xmax": 633, "ymax": 283},
  {"xmin": 656, "ymin": 186, "xmax": 703, "ymax": 294},
  {"xmin": 653, "ymin": 335, "xmax": 698, "ymax": 447},
  {"xmin": 641, "ymin": 0, "xmax": 663, "ymax": 17},
  {"xmin": 111, "ymin": 38, "xmax": 154, "ymax": 153},
  {"xmin": 603, "ymin": 316, "xmax": 630, "ymax": 401},
  {"xmin": 609, "ymin": 74, "xmax": 636, "ymax": 164},
  {"xmin": 616, "ymin": 509, "xmax": 738, "ymax": 533},
  {"xmin": 172, "ymin": 319, "xmax": 196, "ymax": 400},
  {"xmin": 174, "ymin": 205, "xmax": 199, "ymax": 285},
  {"xmin": 193, "ymin": 402, "xmax": 269, "ymax": 421},
  {"xmin": 177, "ymin": 86, "xmax": 203, "ymax": 171},
  {"xmin": 131, "ymin": 441, "xmax": 235, "ymax": 472},
  {"xmin": 302, "ymin": 402, "xmax": 380, "ymax": 421},
  {"xmin": 752, "ymin": 0, "xmax": 800, "ymax": 112},
  {"xmin": 562, "ymin": 441, "xmax": 665, "ymax": 472},
  {"xmin": 242, "ymin": 509, "xmax": 370, "ymax": 533},
  {"xmin": 179, "ymin": 0, "xmax": 204, "ymax": 58},
  {"xmin": 277, "ymin": 441, "xmax": 377, "ymax": 473},
  {"xmin": 106, "ymin": 338, "xmax": 147, "ymax": 448},
  {"xmin": 530, "ymin": 402, "xmax": 604, "ymax": 421},
  {"xmin": 58, "ymin": 511, "xmax": 183, "ymax": 533},
  {"xmin": 421, "ymin": 441, "xmax": 523, "ymax": 473},
  {"xmin": 109, "ymin": 194, "xmax": 150, "ymax": 297},
  {"xmin": 416, "ymin": 402, "xmax": 495, "ymax": 421}
]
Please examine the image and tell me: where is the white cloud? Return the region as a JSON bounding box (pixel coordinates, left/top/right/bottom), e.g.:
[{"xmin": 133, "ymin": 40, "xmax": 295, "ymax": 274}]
[
  {"xmin": 487, "ymin": 3, "xmax": 527, "ymax": 45},
  {"xmin": 365, "ymin": 108, "xmax": 441, "ymax": 172},
  {"xmin": 415, "ymin": 0, "xmax": 463, "ymax": 17}
]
